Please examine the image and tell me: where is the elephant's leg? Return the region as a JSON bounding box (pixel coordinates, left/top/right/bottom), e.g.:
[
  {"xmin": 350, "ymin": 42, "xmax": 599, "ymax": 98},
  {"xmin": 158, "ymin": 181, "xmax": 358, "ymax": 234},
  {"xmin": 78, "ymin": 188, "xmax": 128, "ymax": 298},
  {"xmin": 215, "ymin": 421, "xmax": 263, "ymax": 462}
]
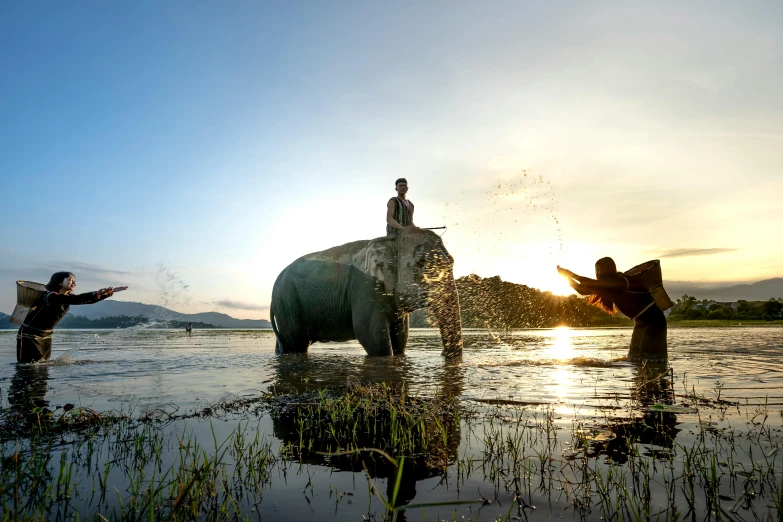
[
  {"xmin": 390, "ymin": 313, "xmax": 409, "ymax": 355},
  {"xmin": 353, "ymin": 308, "xmax": 393, "ymax": 356},
  {"xmin": 275, "ymin": 338, "xmax": 310, "ymax": 355},
  {"xmin": 273, "ymin": 312, "xmax": 310, "ymax": 355}
]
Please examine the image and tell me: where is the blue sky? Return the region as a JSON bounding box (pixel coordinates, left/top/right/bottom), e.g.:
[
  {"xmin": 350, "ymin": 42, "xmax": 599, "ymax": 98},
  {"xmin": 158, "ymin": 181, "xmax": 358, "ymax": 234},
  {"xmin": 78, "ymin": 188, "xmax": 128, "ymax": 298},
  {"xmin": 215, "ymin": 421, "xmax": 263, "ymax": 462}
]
[{"xmin": 2, "ymin": 1, "xmax": 782, "ymax": 318}]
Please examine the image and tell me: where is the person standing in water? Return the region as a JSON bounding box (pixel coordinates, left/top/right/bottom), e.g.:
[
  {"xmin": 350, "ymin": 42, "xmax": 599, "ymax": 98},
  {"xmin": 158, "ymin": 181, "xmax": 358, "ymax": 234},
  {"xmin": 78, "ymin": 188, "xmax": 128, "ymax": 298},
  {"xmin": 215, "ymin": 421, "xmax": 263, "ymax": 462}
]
[
  {"xmin": 386, "ymin": 178, "xmax": 417, "ymax": 237},
  {"xmin": 557, "ymin": 258, "xmax": 667, "ymax": 362},
  {"xmin": 16, "ymin": 272, "xmax": 126, "ymax": 363}
]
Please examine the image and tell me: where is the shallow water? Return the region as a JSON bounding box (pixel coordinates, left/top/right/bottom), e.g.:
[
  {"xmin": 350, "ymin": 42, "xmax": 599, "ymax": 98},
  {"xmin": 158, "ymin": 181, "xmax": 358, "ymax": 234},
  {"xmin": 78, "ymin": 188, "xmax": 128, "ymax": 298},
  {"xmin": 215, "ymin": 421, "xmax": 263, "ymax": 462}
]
[
  {"xmin": 2, "ymin": 326, "xmax": 783, "ymax": 521},
  {"xmin": 3, "ymin": 327, "xmax": 783, "ymax": 411}
]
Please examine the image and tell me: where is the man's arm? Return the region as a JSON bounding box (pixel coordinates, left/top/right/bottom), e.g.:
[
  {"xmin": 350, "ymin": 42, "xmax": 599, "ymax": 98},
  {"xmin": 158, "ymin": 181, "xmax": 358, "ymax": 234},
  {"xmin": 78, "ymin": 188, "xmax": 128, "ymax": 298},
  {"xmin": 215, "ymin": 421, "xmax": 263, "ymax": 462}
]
[{"xmin": 386, "ymin": 200, "xmax": 404, "ymax": 230}]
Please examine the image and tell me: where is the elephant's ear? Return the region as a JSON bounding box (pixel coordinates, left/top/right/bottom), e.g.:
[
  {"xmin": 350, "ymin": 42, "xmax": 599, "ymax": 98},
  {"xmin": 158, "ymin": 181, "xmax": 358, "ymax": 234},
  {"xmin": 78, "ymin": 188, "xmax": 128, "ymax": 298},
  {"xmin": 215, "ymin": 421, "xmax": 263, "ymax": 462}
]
[{"xmin": 363, "ymin": 240, "xmax": 397, "ymax": 296}]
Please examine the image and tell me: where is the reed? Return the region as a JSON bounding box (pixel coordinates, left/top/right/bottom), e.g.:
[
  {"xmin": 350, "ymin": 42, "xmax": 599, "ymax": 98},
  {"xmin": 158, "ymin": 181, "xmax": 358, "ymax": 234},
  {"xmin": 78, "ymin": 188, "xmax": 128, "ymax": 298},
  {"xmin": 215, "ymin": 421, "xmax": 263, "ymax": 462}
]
[{"xmin": 1, "ymin": 372, "xmax": 782, "ymax": 520}]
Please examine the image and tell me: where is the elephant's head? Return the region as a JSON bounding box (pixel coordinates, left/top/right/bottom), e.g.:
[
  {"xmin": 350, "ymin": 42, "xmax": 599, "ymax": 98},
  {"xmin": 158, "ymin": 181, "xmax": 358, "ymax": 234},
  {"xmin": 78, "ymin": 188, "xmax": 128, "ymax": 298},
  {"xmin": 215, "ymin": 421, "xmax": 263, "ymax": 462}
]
[{"xmin": 395, "ymin": 228, "xmax": 463, "ymax": 357}]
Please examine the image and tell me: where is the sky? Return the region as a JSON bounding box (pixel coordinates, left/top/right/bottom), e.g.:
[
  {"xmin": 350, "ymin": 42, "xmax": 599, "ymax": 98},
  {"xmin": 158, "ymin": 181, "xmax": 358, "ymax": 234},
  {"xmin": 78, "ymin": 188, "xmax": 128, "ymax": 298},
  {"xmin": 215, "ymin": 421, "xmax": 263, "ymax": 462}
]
[{"xmin": 1, "ymin": 1, "xmax": 782, "ymax": 319}]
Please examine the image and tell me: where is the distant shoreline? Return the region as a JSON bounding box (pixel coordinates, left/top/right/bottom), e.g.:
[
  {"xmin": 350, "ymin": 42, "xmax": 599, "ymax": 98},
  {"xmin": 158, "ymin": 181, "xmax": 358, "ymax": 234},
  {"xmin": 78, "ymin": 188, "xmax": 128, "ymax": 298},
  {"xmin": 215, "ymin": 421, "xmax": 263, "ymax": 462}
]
[
  {"xmin": 667, "ymin": 319, "xmax": 783, "ymax": 327},
  {"xmin": 2, "ymin": 322, "xmax": 782, "ymax": 334}
]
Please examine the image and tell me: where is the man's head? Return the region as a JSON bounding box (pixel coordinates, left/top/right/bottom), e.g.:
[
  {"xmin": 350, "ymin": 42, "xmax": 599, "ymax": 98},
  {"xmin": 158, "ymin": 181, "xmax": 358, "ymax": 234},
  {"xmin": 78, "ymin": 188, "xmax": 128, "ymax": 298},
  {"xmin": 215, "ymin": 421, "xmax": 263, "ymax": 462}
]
[
  {"xmin": 594, "ymin": 257, "xmax": 617, "ymax": 279},
  {"xmin": 395, "ymin": 178, "xmax": 408, "ymax": 196}
]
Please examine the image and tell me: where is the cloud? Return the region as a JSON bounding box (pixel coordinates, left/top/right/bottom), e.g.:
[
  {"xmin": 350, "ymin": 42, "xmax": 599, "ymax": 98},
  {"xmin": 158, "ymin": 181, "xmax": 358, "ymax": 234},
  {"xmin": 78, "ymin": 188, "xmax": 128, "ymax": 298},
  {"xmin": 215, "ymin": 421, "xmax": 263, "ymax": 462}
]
[
  {"xmin": 46, "ymin": 261, "xmax": 134, "ymax": 276},
  {"xmin": 658, "ymin": 248, "xmax": 738, "ymax": 258},
  {"xmin": 213, "ymin": 300, "xmax": 270, "ymax": 312}
]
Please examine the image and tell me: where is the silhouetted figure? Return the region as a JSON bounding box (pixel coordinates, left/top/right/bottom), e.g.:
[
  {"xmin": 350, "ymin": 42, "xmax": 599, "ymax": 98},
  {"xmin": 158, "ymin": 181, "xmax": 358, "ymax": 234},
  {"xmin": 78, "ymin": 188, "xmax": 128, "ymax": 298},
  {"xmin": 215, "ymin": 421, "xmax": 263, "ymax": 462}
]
[
  {"xmin": 386, "ymin": 178, "xmax": 416, "ymax": 237},
  {"xmin": 558, "ymin": 258, "xmax": 667, "ymax": 361}
]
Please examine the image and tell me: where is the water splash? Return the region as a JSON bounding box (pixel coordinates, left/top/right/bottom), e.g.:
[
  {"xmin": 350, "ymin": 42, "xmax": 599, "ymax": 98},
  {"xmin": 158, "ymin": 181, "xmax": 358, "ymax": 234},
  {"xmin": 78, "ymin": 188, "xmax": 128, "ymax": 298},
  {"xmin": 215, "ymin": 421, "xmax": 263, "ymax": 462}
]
[
  {"xmin": 438, "ymin": 170, "xmax": 569, "ymax": 343},
  {"xmin": 47, "ymin": 264, "xmax": 192, "ymax": 364},
  {"xmin": 153, "ymin": 263, "xmax": 192, "ymax": 313}
]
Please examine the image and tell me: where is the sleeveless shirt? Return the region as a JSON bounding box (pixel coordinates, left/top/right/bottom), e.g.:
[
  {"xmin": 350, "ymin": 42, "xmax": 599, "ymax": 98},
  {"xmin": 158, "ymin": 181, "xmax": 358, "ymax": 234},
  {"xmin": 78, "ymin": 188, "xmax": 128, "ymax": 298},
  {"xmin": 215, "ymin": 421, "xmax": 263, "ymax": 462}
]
[{"xmin": 386, "ymin": 197, "xmax": 414, "ymax": 235}]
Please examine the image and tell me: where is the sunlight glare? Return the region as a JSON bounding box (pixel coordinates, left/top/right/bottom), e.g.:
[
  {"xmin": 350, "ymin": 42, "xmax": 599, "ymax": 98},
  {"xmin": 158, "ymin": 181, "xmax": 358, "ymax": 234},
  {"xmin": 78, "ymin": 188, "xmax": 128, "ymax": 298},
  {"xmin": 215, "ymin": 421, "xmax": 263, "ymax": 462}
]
[{"xmin": 548, "ymin": 326, "xmax": 574, "ymax": 360}]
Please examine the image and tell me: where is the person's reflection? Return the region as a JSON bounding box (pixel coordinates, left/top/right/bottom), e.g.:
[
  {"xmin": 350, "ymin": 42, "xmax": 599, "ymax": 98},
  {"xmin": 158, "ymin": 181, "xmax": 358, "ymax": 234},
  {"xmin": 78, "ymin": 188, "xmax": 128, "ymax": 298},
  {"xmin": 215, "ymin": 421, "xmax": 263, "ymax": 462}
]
[
  {"xmin": 270, "ymin": 354, "xmax": 464, "ymax": 513},
  {"xmin": 597, "ymin": 363, "xmax": 680, "ymax": 464},
  {"xmin": 631, "ymin": 362, "xmax": 673, "ymax": 406},
  {"xmin": 7, "ymin": 364, "xmax": 51, "ymax": 429}
]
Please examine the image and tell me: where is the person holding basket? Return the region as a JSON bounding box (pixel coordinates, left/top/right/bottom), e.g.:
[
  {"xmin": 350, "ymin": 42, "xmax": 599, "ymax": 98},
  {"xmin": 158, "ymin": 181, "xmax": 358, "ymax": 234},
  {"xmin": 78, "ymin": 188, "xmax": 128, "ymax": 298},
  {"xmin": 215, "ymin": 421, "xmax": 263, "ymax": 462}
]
[
  {"xmin": 557, "ymin": 258, "xmax": 668, "ymax": 362},
  {"xmin": 16, "ymin": 272, "xmax": 127, "ymax": 363}
]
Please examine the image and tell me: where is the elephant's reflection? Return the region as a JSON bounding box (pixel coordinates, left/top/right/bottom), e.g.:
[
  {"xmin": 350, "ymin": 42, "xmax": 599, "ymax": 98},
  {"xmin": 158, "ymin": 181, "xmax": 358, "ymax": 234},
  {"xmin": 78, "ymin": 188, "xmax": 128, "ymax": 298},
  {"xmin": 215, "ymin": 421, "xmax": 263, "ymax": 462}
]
[
  {"xmin": 270, "ymin": 353, "xmax": 464, "ymax": 511},
  {"xmin": 5, "ymin": 364, "xmax": 51, "ymax": 431},
  {"xmin": 584, "ymin": 363, "xmax": 680, "ymax": 464}
]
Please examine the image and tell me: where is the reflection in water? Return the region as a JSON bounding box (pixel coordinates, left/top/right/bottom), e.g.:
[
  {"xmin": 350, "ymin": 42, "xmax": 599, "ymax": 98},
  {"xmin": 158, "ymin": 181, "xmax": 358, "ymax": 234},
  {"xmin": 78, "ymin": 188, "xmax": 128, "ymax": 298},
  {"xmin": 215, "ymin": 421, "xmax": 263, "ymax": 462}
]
[
  {"xmin": 546, "ymin": 328, "xmax": 576, "ymax": 403},
  {"xmin": 632, "ymin": 362, "xmax": 674, "ymax": 406},
  {"xmin": 271, "ymin": 354, "xmax": 464, "ymax": 512},
  {"xmin": 271, "ymin": 352, "xmax": 416, "ymax": 394},
  {"xmin": 2, "ymin": 328, "xmax": 783, "ymax": 520},
  {"xmin": 6, "ymin": 364, "xmax": 51, "ymax": 429},
  {"xmin": 586, "ymin": 363, "xmax": 680, "ymax": 464},
  {"xmin": 548, "ymin": 326, "xmax": 575, "ymax": 360}
]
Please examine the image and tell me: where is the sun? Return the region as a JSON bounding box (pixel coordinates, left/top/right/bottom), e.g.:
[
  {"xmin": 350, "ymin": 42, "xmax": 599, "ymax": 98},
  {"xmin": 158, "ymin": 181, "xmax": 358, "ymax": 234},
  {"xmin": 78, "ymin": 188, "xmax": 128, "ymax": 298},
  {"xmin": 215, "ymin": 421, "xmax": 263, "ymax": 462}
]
[{"xmin": 530, "ymin": 272, "xmax": 575, "ymax": 296}]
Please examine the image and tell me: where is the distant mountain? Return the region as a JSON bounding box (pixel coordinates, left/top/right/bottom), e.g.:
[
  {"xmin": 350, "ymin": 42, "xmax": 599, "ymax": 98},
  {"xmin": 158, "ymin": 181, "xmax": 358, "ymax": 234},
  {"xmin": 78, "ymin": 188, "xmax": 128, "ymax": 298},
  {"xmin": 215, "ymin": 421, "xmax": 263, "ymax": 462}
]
[
  {"xmin": 665, "ymin": 278, "xmax": 783, "ymax": 302},
  {"xmin": 0, "ymin": 312, "xmax": 12, "ymax": 329},
  {"xmin": 62, "ymin": 300, "xmax": 179, "ymax": 320},
  {"xmin": 171, "ymin": 311, "xmax": 272, "ymax": 329},
  {"xmin": 1, "ymin": 300, "xmax": 271, "ymax": 329}
]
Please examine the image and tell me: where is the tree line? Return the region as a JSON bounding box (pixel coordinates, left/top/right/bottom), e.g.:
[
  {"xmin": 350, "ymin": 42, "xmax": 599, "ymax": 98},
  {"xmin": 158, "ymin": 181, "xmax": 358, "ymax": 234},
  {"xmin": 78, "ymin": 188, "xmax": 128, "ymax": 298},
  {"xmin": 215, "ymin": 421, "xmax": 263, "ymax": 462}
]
[
  {"xmin": 411, "ymin": 274, "xmax": 632, "ymax": 329},
  {"xmin": 0, "ymin": 314, "xmax": 218, "ymax": 329},
  {"xmin": 667, "ymin": 295, "xmax": 783, "ymax": 321}
]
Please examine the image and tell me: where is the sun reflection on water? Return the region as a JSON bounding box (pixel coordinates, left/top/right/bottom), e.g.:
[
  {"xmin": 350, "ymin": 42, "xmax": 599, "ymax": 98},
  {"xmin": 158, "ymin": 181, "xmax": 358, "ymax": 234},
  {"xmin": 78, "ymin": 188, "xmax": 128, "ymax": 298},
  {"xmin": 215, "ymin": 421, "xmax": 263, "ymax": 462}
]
[
  {"xmin": 547, "ymin": 327, "xmax": 576, "ymax": 402},
  {"xmin": 548, "ymin": 327, "xmax": 575, "ymax": 360}
]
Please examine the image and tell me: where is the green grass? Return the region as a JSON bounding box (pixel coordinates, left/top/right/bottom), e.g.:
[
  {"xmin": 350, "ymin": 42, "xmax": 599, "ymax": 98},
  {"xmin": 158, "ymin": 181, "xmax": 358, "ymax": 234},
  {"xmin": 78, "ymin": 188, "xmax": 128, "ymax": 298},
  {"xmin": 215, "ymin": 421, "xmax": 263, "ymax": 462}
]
[{"xmin": 3, "ymin": 373, "xmax": 783, "ymax": 521}]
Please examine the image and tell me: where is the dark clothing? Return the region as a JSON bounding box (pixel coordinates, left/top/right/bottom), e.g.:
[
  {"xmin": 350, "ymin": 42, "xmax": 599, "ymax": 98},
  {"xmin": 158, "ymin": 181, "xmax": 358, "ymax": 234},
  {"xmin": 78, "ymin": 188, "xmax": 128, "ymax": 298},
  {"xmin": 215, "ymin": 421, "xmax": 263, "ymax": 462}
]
[
  {"xmin": 629, "ymin": 304, "xmax": 668, "ymax": 362},
  {"xmin": 386, "ymin": 197, "xmax": 414, "ymax": 236},
  {"xmin": 16, "ymin": 291, "xmax": 103, "ymax": 363},
  {"xmin": 8, "ymin": 364, "xmax": 51, "ymax": 425},
  {"xmin": 575, "ymin": 277, "xmax": 667, "ymax": 361},
  {"xmin": 609, "ymin": 283, "xmax": 655, "ymax": 319}
]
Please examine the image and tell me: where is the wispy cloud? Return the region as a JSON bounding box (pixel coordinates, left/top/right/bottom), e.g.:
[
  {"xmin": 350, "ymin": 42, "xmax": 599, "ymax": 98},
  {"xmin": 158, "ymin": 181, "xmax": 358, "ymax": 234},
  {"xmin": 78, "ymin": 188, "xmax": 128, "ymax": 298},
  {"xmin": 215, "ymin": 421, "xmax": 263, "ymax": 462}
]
[
  {"xmin": 659, "ymin": 248, "xmax": 738, "ymax": 258},
  {"xmin": 213, "ymin": 300, "xmax": 269, "ymax": 312}
]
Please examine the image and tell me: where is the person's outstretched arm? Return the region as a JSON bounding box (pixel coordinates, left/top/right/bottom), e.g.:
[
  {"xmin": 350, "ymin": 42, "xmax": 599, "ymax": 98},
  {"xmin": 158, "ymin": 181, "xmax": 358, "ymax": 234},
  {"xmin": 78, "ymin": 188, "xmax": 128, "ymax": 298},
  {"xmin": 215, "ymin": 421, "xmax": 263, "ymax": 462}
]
[
  {"xmin": 557, "ymin": 266, "xmax": 627, "ymax": 291},
  {"xmin": 567, "ymin": 279, "xmax": 593, "ymax": 296},
  {"xmin": 45, "ymin": 287, "xmax": 118, "ymax": 305}
]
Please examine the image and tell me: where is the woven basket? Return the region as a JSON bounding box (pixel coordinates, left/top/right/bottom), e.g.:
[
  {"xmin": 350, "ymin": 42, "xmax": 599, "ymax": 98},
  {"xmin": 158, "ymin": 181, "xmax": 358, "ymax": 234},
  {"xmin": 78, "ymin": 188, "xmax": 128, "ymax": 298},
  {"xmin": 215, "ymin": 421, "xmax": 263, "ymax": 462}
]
[
  {"xmin": 9, "ymin": 281, "xmax": 47, "ymax": 326},
  {"xmin": 624, "ymin": 260, "xmax": 673, "ymax": 312}
]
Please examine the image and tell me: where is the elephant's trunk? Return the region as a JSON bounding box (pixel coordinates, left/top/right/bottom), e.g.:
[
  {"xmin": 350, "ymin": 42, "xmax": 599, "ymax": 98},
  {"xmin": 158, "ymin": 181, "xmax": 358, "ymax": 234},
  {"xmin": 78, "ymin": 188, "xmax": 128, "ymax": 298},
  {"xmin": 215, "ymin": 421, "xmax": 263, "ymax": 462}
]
[{"xmin": 430, "ymin": 275, "xmax": 463, "ymax": 358}]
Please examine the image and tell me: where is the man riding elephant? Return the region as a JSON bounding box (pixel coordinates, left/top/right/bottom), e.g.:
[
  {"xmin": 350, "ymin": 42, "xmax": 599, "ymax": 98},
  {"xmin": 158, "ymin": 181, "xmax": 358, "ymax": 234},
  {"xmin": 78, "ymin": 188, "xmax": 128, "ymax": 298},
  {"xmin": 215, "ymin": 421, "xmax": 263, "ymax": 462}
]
[
  {"xmin": 386, "ymin": 178, "xmax": 416, "ymax": 237},
  {"xmin": 270, "ymin": 227, "xmax": 462, "ymax": 357}
]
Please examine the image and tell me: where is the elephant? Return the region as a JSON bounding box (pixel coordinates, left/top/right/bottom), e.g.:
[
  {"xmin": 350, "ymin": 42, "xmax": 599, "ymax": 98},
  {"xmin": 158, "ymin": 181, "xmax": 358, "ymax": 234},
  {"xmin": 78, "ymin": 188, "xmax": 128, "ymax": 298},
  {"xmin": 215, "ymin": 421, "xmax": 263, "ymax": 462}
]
[{"xmin": 270, "ymin": 227, "xmax": 463, "ymax": 357}]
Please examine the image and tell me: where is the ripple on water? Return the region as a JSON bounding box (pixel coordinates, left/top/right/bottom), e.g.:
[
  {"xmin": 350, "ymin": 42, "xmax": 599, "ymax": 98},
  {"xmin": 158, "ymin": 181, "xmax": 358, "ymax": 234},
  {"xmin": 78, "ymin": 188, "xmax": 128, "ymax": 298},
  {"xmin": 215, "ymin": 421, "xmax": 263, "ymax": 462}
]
[{"xmin": 1, "ymin": 326, "xmax": 783, "ymax": 409}]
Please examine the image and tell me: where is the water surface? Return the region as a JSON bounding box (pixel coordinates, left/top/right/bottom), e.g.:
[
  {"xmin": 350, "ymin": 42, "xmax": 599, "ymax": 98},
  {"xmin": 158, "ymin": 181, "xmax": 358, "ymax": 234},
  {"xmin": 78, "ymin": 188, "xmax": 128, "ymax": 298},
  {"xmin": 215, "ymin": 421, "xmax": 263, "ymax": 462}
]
[{"xmin": 2, "ymin": 327, "xmax": 782, "ymax": 521}]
